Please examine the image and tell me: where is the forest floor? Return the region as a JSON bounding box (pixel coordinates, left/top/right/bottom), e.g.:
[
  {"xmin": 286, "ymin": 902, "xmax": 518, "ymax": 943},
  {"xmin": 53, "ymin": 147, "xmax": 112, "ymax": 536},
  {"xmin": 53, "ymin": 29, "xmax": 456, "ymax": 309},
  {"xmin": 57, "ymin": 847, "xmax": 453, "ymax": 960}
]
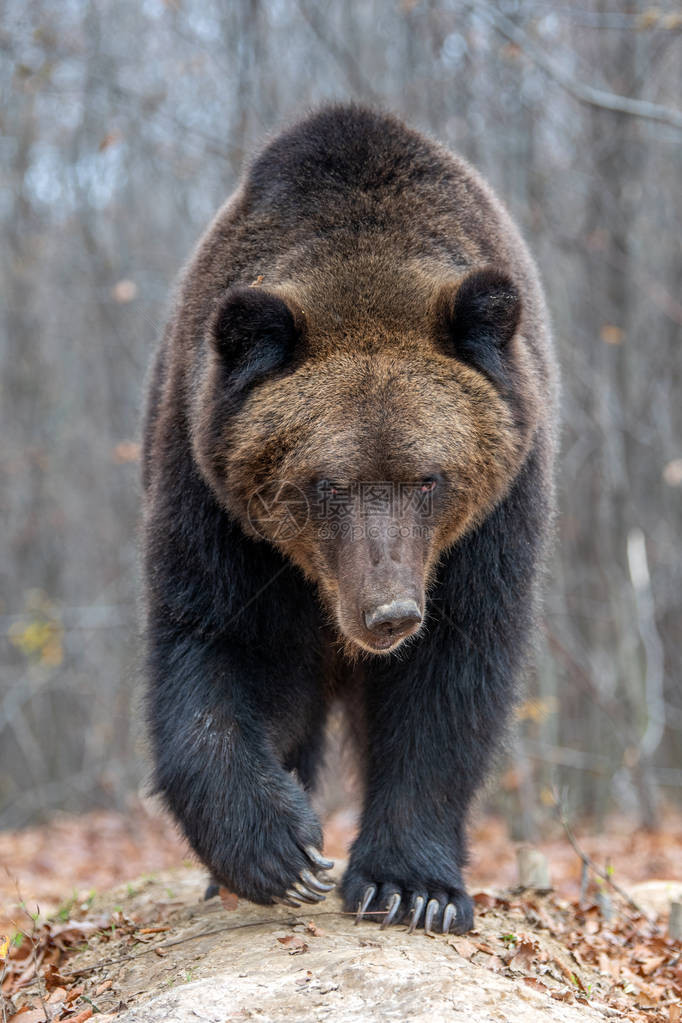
[{"xmin": 1, "ymin": 803, "xmax": 681, "ymax": 1022}]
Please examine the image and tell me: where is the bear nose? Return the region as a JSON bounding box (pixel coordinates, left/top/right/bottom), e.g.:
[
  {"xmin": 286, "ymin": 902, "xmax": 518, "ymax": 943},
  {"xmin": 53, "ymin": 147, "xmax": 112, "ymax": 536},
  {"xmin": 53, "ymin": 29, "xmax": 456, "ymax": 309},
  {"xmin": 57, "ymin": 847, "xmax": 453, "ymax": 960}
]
[{"xmin": 364, "ymin": 599, "xmax": 422, "ymax": 637}]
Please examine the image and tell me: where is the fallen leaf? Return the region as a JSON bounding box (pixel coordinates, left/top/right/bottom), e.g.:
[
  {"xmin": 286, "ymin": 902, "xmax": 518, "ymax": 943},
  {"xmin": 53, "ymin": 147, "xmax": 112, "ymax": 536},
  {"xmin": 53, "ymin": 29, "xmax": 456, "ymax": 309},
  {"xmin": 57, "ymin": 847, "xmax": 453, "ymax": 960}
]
[
  {"xmin": 638, "ymin": 954, "xmax": 667, "ymax": 976},
  {"xmin": 523, "ymin": 976, "xmax": 549, "ymax": 992},
  {"xmin": 219, "ymin": 889, "xmax": 239, "ymax": 912},
  {"xmin": 8, "ymin": 1009, "xmax": 48, "ymax": 1023},
  {"xmin": 305, "ymin": 921, "xmax": 325, "ymax": 937},
  {"xmin": 43, "ymin": 964, "xmax": 69, "ymax": 991},
  {"xmin": 484, "ymin": 955, "xmax": 507, "ymax": 972},
  {"xmin": 553, "ymin": 957, "xmax": 586, "ymax": 992},
  {"xmin": 551, "ymin": 989, "xmax": 574, "ymax": 1003},
  {"xmin": 509, "ymin": 938, "xmax": 538, "ymax": 972},
  {"xmin": 69, "ymin": 1009, "xmax": 93, "ymax": 1023},
  {"xmin": 448, "ymin": 937, "xmax": 478, "ymax": 960},
  {"xmin": 277, "ymin": 934, "xmax": 308, "ymax": 955},
  {"xmin": 473, "ymin": 940, "xmax": 497, "ymax": 955},
  {"xmin": 472, "ymin": 892, "xmax": 495, "ymax": 908}
]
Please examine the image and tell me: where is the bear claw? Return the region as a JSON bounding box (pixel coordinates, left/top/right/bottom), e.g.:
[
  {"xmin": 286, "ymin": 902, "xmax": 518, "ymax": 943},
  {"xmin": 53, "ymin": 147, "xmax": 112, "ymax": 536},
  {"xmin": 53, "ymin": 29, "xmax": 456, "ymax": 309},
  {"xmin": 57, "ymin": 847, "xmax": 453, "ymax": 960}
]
[
  {"xmin": 424, "ymin": 897, "xmax": 440, "ymax": 935},
  {"xmin": 300, "ymin": 868, "xmax": 335, "ymax": 893},
  {"xmin": 291, "ymin": 881, "xmax": 326, "ymax": 903},
  {"xmin": 355, "ymin": 884, "xmax": 377, "ymax": 924},
  {"xmin": 380, "ymin": 891, "xmax": 402, "ymax": 929},
  {"xmin": 351, "ymin": 884, "xmax": 473, "ymax": 935},
  {"xmin": 276, "ymin": 895, "xmax": 303, "ymax": 908},
  {"xmin": 407, "ymin": 895, "xmax": 425, "ymax": 933},
  {"xmin": 305, "ymin": 846, "xmax": 334, "ymax": 871}
]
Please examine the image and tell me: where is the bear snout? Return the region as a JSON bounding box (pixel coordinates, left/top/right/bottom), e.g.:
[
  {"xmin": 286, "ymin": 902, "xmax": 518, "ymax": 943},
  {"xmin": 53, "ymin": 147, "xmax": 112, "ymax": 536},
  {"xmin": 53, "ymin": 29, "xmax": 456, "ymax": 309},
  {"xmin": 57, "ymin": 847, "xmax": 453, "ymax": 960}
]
[
  {"xmin": 364, "ymin": 598, "xmax": 422, "ymax": 634},
  {"xmin": 361, "ymin": 597, "xmax": 423, "ymax": 651}
]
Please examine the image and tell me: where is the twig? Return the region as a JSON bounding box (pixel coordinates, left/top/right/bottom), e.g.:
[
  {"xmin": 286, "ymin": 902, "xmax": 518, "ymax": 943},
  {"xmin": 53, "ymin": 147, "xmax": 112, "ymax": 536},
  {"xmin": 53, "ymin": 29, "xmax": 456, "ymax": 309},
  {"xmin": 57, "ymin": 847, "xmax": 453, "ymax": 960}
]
[
  {"xmin": 65, "ymin": 909, "xmax": 354, "ymax": 978},
  {"xmin": 21, "ymin": 902, "xmax": 48, "ymax": 1020},
  {"xmin": 554, "ymin": 797, "xmax": 654, "ymax": 923},
  {"xmin": 466, "ymin": 1, "xmax": 682, "ymax": 131}
]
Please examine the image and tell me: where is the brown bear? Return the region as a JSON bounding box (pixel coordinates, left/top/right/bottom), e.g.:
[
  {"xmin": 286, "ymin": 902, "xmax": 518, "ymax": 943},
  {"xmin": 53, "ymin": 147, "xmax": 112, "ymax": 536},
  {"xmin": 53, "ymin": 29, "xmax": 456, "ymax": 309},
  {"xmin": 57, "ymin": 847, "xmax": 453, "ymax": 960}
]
[{"xmin": 141, "ymin": 104, "xmax": 558, "ymax": 935}]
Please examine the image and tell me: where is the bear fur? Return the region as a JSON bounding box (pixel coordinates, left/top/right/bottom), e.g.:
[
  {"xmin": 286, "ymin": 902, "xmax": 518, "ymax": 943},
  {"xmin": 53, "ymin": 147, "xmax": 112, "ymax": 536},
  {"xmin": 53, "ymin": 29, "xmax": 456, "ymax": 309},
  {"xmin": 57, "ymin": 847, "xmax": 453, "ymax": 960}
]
[{"xmin": 141, "ymin": 104, "xmax": 558, "ymax": 934}]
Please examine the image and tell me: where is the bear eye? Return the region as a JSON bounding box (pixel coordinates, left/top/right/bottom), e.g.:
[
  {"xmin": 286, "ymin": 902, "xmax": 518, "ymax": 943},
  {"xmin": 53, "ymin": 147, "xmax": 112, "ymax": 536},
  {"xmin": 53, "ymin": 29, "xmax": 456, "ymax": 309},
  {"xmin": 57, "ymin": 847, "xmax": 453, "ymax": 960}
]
[
  {"xmin": 316, "ymin": 478, "xmax": 339, "ymax": 497},
  {"xmin": 420, "ymin": 478, "xmax": 437, "ymax": 493}
]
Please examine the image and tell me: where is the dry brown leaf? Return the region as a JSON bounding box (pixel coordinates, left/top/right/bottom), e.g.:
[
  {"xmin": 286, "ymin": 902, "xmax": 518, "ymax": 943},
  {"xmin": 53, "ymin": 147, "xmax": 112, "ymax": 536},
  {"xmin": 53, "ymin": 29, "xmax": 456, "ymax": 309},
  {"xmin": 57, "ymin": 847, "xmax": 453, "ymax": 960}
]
[
  {"xmin": 597, "ymin": 951, "xmax": 620, "ymax": 978},
  {"xmin": 634, "ymin": 981, "xmax": 667, "ymax": 1006},
  {"xmin": 448, "ymin": 936, "xmax": 478, "ymax": 960},
  {"xmin": 551, "ymin": 989, "xmax": 574, "ymax": 1003},
  {"xmin": 94, "ymin": 979, "xmax": 113, "ymax": 995},
  {"xmin": 277, "ymin": 934, "xmax": 308, "ymax": 955},
  {"xmin": 472, "ymin": 891, "xmax": 496, "ymax": 908},
  {"xmin": 523, "ymin": 976, "xmax": 549, "ymax": 993},
  {"xmin": 486, "ymin": 955, "xmax": 507, "ymax": 972},
  {"xmin": 69, "ymin": 1009, "xmax": 94, "ymax": 1023},
  {"xmin": 639, "ymin": 954, "xmax": 667, "ymax": 976},
  {"xmin": 305, "ymin": 920, "xmax": 325, "ymax": 937},
  {"xmin": 472, "ymin": 940, "xmax": 496, "ymax": 955},
  {"xmin": 553, "ymin": 957, "xmax": 586, "ymax": 992},
  {"xmin": 49, "ymin": 921, "xmax": 100, "ymax": 944},
  {"xmin": 219, "ymin": 889, "xmax": 239, "ymax": 912},
  {"xmin": 509, "ymin": 938, "xmax": 538, "ymax": 972},
  {"xmin": 42, "ymin": 964, "xmax": 69, "ymax": 991},
  {"xmin": 8, "ymin": 1009, "xmax": 48, "ymax": 1023}
]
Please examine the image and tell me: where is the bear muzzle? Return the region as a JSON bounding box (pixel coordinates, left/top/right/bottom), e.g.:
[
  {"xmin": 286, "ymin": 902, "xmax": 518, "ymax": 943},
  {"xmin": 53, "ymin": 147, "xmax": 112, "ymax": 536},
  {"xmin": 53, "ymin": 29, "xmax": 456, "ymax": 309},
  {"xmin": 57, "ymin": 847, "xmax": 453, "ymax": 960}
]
[{"xmin": 362, "ymin": 598, "xmax": 423, "ymax": 650}]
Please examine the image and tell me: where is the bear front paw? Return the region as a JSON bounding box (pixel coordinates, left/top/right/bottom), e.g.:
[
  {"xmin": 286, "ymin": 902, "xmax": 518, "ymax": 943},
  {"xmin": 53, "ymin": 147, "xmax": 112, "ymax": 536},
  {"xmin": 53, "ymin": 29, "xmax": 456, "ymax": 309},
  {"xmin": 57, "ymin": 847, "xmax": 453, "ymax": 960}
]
[
  {"xmin": 205, "ymin": 792, "xmax": 335, "ymax": 908},
  {"xmin": 342, "ymin": 872, "xmax": 473, "ymax": 935},
  {"xmin": 205, "ymin": 843, "xmax": 334, "ymax": 906}
]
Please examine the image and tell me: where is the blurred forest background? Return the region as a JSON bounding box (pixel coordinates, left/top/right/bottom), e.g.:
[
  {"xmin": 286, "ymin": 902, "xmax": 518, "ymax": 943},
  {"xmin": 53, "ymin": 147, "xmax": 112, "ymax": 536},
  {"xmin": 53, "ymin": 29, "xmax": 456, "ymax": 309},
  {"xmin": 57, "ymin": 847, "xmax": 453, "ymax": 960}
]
[{"xmin": 1, "ymin": 0, "xmax": 681, "ymax": 839}]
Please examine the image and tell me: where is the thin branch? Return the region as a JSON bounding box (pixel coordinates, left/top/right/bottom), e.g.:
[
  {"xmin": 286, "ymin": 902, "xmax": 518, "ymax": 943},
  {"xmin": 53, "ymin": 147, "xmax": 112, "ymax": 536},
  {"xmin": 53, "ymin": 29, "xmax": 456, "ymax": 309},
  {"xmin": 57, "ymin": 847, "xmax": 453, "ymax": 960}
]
[
  {"xmin": 468, "ymin": 2, "xmax": 682, "ymax": 130},
  {"xmin": 554, "ymin": 796, "xmax": 655, "ymax": 924},
  {"xmin": 66, "ymin": 909, "xmax": 353, "ymax": 978}
]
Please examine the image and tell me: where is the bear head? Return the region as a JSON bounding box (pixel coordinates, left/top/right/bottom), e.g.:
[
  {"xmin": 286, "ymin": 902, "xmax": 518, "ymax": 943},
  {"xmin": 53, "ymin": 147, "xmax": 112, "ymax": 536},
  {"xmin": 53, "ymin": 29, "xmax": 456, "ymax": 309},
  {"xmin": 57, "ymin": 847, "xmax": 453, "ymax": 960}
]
[{"xmin": 191, "ymin": 265, "xmax": 540, "ymax": 657}]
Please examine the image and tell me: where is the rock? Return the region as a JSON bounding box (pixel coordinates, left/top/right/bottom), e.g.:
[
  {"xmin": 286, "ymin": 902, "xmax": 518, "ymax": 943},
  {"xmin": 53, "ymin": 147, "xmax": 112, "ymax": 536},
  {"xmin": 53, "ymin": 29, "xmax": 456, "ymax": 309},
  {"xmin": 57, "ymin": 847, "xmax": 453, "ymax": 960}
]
[
  {"xmin": 516, "ymin": 847, "xmax": 552, "ymax": 891},
  {"xmin": 63, "ymin": 868, "xmax": 608, "ymax": 1023},
  {"xmin": 626, "ymin": 879, "xmax": 682, "ymax": 917}
]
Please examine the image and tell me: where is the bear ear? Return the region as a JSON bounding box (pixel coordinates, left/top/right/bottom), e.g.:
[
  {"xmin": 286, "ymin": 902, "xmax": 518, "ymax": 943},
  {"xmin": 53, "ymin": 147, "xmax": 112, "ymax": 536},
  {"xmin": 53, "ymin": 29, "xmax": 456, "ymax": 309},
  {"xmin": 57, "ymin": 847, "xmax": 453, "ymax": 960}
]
[
  {"xmin": 439, "ymin": 268, "xmax": 521, "ymax": 378},
  {"xmin": 210, "ymin": 286, "xmax": 301, "ymax": 391}
]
